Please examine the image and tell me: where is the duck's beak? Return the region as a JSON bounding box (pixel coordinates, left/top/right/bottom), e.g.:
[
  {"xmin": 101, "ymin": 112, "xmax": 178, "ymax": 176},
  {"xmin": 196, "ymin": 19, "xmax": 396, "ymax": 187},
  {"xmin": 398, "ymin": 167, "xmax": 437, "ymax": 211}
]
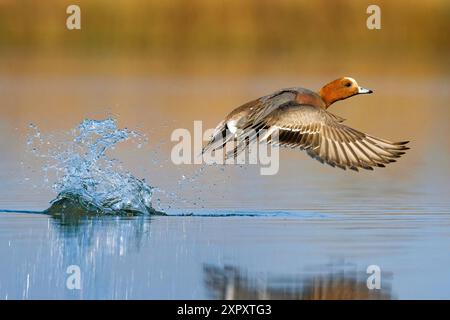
[{"xmin": 358, "ymin": 86, "xmax": 373, "ymax": 94}]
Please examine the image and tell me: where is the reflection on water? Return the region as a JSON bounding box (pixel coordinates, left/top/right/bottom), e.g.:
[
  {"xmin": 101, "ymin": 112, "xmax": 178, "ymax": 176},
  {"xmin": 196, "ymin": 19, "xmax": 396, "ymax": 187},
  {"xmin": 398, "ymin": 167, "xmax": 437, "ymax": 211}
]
[
  {"xmin": 204, "ymin": 264, "xmax": 393, "ymax": 300},
  {"xmin": 2, "ymin": 209, "xmax": 450, "ymax": 299},
  {"xmin": 2, "ymin": 211, "xmax": 399, "ymax": 300},
  {"xmin": 49, "ymin": 213, "xmax": 152, "ymax": 253}
]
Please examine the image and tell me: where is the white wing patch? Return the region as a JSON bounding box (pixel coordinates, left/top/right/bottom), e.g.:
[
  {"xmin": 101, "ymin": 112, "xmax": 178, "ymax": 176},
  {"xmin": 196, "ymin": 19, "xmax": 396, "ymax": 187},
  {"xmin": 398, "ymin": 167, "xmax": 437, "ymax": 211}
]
[{"xmin": 226, "ymin": 120, "xmax": 238, "ymax": 134}]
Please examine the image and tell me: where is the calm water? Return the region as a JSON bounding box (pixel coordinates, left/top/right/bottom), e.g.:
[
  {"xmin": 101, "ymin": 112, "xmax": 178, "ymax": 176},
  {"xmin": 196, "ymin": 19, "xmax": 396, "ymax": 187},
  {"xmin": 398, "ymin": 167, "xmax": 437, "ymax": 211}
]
[{"xmin": 1, "ymin": 73, "xmax": 450, "ymax": 299}]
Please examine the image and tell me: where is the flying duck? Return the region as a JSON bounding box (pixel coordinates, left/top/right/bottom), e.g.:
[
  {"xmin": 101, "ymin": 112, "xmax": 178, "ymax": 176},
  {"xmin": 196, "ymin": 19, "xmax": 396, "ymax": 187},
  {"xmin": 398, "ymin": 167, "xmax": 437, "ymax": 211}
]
[{"xmin": 202, "ymin": 77, "xmax": 409, "ymax": 171}]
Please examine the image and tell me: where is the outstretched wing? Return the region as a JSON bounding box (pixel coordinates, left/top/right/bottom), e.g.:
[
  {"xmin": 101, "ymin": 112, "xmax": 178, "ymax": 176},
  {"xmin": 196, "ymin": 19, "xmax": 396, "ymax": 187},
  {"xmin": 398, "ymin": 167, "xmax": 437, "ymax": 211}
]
[
  {"xmin": 203, "ymin": 89, "xmax": 298, "ymax": 154},
  {"xmin": 254, "ymin": 102, "xmax": 410, "ymax": 171}
]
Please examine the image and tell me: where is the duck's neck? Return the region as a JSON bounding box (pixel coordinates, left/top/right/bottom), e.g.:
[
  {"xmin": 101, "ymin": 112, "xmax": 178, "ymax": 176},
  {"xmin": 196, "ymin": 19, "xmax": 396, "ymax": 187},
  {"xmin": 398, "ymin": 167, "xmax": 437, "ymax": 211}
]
[{"xmin": 318, "ymin": 84, "xmax": 340, "ymax": 108}]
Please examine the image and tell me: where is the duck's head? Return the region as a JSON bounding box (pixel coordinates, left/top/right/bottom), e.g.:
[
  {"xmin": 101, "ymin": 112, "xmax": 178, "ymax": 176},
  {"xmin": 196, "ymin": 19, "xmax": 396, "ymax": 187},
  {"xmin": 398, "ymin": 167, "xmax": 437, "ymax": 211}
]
[{"xmin": 319, "ymin": 77, "xmax": 373, "ymax": 108}]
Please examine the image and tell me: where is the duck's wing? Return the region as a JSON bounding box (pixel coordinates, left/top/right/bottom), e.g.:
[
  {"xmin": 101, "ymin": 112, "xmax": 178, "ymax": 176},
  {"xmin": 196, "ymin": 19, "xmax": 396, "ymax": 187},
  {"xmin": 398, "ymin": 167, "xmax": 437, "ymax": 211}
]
[
  {"xmin": 252, "ymin": 102, "xmax": 410, "ymax": 171},
  {"xmin": 240, "ymin": 89, "xmax": 299, "ymax": 127},
  {"xmin": 201, "ymin": 120, "xmax": 234, "ymax": 155},
  {"xmin": 204, "ymin": 89, "xmax": 298, "ymax": 154}
]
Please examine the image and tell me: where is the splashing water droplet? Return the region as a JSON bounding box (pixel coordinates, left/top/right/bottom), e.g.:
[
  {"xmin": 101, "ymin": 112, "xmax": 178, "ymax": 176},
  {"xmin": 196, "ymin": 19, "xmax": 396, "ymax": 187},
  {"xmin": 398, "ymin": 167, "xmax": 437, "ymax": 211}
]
[{"xmin": 28, "ymin": 118, "xmax": 164, "ymax": 215}]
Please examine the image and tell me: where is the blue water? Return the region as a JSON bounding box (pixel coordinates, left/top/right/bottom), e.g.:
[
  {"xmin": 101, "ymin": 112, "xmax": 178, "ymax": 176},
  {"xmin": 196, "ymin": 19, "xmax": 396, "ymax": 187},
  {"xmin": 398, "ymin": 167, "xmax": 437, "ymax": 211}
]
[
  {"xmin": 1, "ymin": 76, "xmax": 450, "ymax": 299},
  {"xmin": 1, "ymin": 208, "xmax": 450, "ymax": 299}
]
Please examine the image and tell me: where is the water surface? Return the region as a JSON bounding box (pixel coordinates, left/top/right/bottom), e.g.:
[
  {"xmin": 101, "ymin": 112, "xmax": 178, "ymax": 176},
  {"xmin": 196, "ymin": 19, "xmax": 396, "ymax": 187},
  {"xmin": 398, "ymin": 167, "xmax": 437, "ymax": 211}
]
[{"xmin": 0, "ymin": 72, "xmax": 449, "ymax": 299}]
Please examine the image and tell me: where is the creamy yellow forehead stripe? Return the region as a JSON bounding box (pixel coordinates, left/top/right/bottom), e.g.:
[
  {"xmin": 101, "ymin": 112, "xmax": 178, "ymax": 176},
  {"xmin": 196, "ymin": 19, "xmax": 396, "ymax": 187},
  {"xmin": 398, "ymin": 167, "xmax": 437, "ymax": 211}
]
[
  {"xmin": 343, "ymin": 77, "xmax": 358, "ymax": 85},
  {"xmin": 344, "ymin": 77, "xmax": 356, "ymax": 83}
]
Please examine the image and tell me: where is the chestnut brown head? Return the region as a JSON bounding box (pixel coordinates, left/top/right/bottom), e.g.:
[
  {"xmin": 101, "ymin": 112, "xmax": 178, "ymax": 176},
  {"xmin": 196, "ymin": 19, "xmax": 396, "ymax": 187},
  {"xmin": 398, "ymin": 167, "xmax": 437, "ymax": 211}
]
[{"xmin": 319, "ymin": 77, "xmax": 373, "ymax": 108}]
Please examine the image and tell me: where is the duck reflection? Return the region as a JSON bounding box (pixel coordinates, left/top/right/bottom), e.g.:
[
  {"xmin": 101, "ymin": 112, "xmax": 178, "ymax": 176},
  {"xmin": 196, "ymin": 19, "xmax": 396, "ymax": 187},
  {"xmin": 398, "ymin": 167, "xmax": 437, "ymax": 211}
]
[
  {"xmin": 204, "ymin": 264, "xmax": 393, "ymax": 300},
  {"xmin": 49, "ymin": 211, "xmax": 153, "ymax": 257}
]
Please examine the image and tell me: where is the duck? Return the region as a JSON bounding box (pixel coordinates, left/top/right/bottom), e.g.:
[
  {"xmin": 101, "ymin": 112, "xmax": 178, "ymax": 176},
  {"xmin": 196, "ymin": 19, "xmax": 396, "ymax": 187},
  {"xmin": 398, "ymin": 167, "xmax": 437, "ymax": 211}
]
[{"xmin": 202, "ymin": 77, "xmax": 409, "ymax": 171}]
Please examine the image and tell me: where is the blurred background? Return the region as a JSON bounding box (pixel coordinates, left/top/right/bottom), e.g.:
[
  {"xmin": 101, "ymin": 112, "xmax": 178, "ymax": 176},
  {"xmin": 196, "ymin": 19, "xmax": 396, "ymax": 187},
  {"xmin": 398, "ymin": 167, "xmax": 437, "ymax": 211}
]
[
  {"xmin": 0, "ymin": 0, "xmax": 448, "ymax": 75},
  {"xmin": 0, "ymin": 0, "xmax": 449, "ymax": 211}
]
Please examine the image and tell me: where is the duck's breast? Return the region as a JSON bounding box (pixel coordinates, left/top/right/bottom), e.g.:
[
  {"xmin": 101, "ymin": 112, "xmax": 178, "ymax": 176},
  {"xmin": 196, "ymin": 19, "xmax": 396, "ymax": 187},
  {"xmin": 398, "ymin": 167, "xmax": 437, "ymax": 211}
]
[{"xmin": 294, "ymin": 88, "xmax": 326, "ymax": 109}]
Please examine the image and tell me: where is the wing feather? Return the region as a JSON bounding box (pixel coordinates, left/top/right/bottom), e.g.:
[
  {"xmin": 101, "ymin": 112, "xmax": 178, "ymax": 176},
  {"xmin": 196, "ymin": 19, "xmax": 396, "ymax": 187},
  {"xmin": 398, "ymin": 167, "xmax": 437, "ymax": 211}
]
[{"xmin": 247, "ymin": 102, "xmax": 410, "ymax": 171}]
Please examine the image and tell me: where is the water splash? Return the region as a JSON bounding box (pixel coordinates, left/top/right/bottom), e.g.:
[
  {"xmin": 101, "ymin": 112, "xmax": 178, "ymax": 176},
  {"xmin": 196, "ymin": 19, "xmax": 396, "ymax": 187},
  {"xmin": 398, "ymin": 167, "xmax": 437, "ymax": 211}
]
[{"xmin": 28, "ymin": 118, "xmax": 164, "ymax": 215}]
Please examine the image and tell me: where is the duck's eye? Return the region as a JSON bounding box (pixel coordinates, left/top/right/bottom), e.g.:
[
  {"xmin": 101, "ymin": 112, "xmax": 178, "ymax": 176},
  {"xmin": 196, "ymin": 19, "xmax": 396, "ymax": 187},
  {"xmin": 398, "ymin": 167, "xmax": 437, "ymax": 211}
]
[{"xmin": 344, "ymin": 82, "xmax": 352, "ymax": 87}]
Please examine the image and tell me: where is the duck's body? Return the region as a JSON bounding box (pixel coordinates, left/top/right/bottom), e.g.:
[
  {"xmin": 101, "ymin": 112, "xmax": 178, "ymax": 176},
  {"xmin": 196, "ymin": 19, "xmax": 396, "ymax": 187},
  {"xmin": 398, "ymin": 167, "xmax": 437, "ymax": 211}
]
[
  {"xmin": 224, "ymin": 88, "xmax": 324, "ymax": 131},
  {"xmin": 203, "ymin": 77, "xmax": 409, "ymax": 171}
]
